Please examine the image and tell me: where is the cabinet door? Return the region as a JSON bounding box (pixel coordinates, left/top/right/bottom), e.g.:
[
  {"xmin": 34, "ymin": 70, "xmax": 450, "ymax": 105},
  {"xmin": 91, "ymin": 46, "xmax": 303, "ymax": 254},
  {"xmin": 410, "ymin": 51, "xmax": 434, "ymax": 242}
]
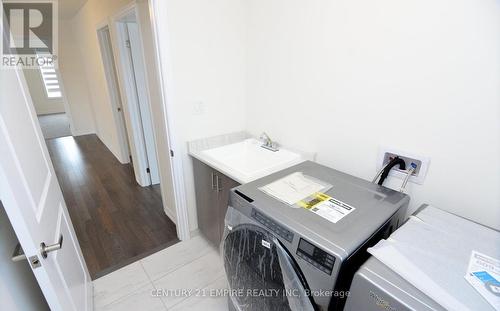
[
  {"xmin": 193, "ymin": 159, "xmax": 219, "ymax": 245},
  {"xmin": 216, "ymin": 173, "xmax": 240, "ymax": 239}
]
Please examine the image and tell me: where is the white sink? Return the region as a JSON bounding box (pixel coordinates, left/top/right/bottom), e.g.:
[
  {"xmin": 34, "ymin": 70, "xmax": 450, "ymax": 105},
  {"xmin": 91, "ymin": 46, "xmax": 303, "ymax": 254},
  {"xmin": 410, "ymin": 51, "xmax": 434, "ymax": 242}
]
[{"xmin": 200, "ymin": 138, "xmax": 304, "ymax": 183}]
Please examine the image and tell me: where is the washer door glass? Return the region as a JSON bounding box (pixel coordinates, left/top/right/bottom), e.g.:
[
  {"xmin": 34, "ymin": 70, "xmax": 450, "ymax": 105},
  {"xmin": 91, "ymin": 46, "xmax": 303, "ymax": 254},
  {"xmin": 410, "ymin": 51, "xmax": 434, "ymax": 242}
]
[{"xmin": 223, "ymin": 224, "xmax": 315, "ymax": 311}]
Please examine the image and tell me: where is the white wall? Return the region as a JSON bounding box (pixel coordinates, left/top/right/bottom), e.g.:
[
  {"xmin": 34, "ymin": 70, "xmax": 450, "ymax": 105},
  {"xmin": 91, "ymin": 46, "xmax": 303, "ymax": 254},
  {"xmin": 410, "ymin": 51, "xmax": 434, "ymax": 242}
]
[
  {"xmin": 70, "ymin": 0, "xmax": 132, "ymax": 160},
  {"xmin": 22, "ymin": 20, "xmax": 97, "ymax": 134},
  {"xmin": 163, "ymin": 0, "xmax": 247, "ymax": 230},
  {"xmin": 58, "ymin": 20, "xmax": 97, "ymax": 136},
  {"xmin": 22, "ymin": 69, "xmax": 65, "ymax": 115},
  {"xmin": 0, "ymin": 203, "xmax": 49, "ymax": 311},
  {"xmin": 245, "ymin": 0, "xmax": 500, "ymax": 229}
]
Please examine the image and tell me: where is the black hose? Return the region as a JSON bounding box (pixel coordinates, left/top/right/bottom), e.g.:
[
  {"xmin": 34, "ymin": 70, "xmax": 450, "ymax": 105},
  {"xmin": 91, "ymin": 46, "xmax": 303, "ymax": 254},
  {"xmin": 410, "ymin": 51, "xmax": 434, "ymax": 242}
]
[{"xmin": 378, "ymin": 157, "xmax": 406, "ymax": 185}]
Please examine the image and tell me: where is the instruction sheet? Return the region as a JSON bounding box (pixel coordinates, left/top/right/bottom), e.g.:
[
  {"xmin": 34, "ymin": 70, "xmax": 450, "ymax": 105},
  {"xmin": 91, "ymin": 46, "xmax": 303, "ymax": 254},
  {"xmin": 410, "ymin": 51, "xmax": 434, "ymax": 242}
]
[
  {"xmin": 465, "ymin": 251, "xmax": 500, "ymax": 310},
  {"xmin": 298, "ymin": 193, "xmax": 356, "ymax": 224},
  {"xmin": 259, "ymin": 172, "xmax": 330, "ymax": 205}
]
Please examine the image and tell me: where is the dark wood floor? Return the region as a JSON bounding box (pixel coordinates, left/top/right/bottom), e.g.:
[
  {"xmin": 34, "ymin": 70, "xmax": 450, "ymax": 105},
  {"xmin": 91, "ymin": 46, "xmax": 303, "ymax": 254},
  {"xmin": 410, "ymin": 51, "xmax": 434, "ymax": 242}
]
[{"xmin": 46, "ymin": 134, "xmax": 178, "ymax": 279}]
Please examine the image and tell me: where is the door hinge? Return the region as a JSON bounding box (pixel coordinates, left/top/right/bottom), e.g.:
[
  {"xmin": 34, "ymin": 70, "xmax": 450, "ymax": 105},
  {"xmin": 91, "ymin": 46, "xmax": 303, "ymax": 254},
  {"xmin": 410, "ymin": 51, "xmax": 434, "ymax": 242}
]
[
  {"xmin": 125, "ymin": 39, "xmax": 131, "ymax": 48},
  {"xmin": 170, "ymin": 149, "xmax": 174, "ymax": 157},
  {"xmin": 146, "ymin": 167, "xmax": 150, "ymax": 173}
]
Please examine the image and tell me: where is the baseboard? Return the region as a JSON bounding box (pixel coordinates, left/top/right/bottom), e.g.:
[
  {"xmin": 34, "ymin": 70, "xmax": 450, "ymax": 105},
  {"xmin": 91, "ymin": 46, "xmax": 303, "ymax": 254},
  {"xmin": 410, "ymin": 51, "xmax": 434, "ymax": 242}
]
[
  {"xmin": 37, "ymin": 111, "xmax": 65, "ymax": 116},
  {"xmin": 189, "ymin": 229, "xmax": 201, "ymax": 238},
  {"xmin": 93, "ymin": 133, "xmax": 129, "ymax": 165},
  {"xmin": 36, "ymin": 107, "xmax": 65, "ymax": 115},
  {"xmin": 163, "ymin": 205, "xmax": 176, "ymax": 224},
  {"xmin": 72, "ymin": 129, "xmax": 95, "ymax": 137}
]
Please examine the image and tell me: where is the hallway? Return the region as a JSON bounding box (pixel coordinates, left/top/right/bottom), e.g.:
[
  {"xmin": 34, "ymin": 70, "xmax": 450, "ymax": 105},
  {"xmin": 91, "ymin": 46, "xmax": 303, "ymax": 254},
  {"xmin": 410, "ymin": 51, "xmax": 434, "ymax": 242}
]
[
  {"xmin": 46, "ymin": 135, "xmax": 178, "ymax": 279},
  {"xmin": 38, "ymin": 113, "xmax": 72, "ymax": 139}
]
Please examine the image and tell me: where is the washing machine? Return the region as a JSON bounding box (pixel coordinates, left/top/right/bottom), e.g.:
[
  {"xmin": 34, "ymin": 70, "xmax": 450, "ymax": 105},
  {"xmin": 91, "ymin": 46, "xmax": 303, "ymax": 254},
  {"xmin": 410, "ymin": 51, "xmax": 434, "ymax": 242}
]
[{"xmin": 221, "ymin": 161, "xmax": 409, "ymax": 311}]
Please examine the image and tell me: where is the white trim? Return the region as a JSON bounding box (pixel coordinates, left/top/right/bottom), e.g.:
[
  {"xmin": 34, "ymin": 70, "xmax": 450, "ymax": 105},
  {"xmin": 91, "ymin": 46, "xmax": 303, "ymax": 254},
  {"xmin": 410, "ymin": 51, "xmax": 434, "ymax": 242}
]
[
  {"xmin": 95, "ymin": 17, "xmax": 110, "ymax": 32},
  {"xmin": 162, "ymin": 203, "xmax": 175, "ymax": 222},
  {"xmin": 149, "ymin": 0, "xmax": 190, "ymax": 241},
  {"xmin": 57, "ymin": 68, "xmax": 76, "ymax": 137},
  {"xmin": 111, "ymin": 6, "xmax": 151, "ymax": 186},
  {"xmin": 126, "ymin": 21, "xmax": 160, "ymax": 184}
]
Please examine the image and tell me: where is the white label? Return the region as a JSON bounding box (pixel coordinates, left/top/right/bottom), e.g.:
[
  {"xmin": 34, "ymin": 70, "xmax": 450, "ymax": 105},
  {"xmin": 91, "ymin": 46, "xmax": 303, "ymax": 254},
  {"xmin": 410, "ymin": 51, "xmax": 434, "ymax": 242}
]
[
  {"xmin": 309, "ymin": 198, "xmax": 356, "ymax": 224},
  {"xmin": 464, "ymin": 251, "xmax": 500, "ymax": 310},
  {"xmin": 261, "ymin": 240, "xmax": 271, "ymax": 249}
]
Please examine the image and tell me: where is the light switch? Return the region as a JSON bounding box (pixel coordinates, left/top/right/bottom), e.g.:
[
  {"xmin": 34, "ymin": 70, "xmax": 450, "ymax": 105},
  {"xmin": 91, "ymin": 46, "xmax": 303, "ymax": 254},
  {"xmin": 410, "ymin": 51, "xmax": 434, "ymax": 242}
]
[{"xmin": 192, "ymin": 101, "xmax": 205, "ymax": 115}]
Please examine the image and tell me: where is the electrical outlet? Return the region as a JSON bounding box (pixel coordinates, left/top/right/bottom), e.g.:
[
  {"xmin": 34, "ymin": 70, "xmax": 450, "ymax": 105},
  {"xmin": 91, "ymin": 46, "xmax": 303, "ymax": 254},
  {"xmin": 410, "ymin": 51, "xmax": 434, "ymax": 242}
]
[{"xmin": 377, "ymin": 147, "xmax": 430, "ymax": 185}]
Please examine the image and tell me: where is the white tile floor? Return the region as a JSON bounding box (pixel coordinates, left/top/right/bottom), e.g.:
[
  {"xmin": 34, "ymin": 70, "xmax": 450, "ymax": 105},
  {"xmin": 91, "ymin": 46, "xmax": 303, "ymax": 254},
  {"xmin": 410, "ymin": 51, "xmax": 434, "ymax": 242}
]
[{"xmin": 93, "ymin": 235, "xmax": 229, "ymax": 311}]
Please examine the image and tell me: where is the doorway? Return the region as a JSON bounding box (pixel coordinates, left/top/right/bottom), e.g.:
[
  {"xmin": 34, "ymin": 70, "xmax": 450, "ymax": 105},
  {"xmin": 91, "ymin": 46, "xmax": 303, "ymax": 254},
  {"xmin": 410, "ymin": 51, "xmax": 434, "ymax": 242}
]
[
  {"xmin": 12, "ymin": 13, "xmax": 180, "ymax": 280},
  {"xmin": 23, "ymin": 59, "xmax": 74, "ymax": 140},
  {"xmin": 103, "ymin": 10, "xmax": 161, "ymax": 187},
  {"xmin": 1, "ymin": 0, "xmax": 187, "ymax": 308}
]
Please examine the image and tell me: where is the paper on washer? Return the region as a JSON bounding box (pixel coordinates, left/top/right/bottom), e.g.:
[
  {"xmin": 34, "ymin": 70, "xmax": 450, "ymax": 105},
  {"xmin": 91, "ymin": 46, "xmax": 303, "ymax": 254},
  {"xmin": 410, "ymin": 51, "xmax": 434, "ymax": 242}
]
[
  {"xmin": 465, "ymin": 251, "xmax": 500, "ymax": 311},
  {"xmin": 367, "ymin": 206, "xmax": 500, "ymax": 311},
  {"xmin": 259, "ymin": 172, "xmax": 331, "ymax": 205}
]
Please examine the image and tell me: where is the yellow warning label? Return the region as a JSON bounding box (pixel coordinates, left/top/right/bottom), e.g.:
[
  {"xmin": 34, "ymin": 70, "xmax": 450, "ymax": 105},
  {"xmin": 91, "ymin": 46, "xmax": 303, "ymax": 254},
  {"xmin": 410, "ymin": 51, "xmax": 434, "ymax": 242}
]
[{"xmin": 297, "ymin": 192, "xmax": 332, "ymax": 209}]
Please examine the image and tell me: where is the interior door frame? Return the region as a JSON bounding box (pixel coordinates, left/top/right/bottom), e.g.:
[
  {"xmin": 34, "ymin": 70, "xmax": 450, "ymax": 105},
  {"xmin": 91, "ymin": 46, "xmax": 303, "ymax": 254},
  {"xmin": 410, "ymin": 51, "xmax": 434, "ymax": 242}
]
[
  {"xmin": 104, "ymin": 1, "xmax": 190, "ymax": 240},
  {"xmin": 55, "ymin": 68, "xmax": 77, "ymax": 137},
  {"xmin": 101, "ymin": 10, "xmax": 152, "ymax": 187},
  {"xmin": 123, "ymin": 21, "xmax": 161, "ymax": 185},
  {"xmin": 148, "ymin": 0, "xmax": 191, "ymax": 241}
]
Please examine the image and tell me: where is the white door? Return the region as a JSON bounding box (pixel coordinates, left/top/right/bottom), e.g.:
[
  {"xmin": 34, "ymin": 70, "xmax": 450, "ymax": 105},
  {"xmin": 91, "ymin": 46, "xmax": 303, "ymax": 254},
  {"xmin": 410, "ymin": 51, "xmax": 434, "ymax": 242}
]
[
  {"xmin": 126, "ymin": 22, "xmax": 160, "ymax": 185},
  {"xmin": 0, "ymin": 68, "xmax": 92, "ymax": 310},
  {"xmin": 98, "ymin": 26, "xmax": 131, "ymax": 164}
]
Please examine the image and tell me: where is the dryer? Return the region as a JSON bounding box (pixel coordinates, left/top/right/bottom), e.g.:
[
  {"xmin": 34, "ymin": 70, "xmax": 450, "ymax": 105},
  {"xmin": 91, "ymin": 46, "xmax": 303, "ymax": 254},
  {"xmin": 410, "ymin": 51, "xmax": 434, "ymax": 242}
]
[
  {"xmin": 344, "ymin": 205, "xmax": 499, "ymax": 311},
  {"xmin": 221, "ymin": 161, "xmax": 409, "ymax": 311}
]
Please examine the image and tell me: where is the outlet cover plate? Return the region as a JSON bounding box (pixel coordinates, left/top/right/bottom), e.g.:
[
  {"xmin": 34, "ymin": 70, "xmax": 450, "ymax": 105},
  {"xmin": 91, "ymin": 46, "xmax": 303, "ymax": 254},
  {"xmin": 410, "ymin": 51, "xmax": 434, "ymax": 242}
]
[{"xmin": 377, "ymin": 146, "xmax": 430, "ymax": 185}]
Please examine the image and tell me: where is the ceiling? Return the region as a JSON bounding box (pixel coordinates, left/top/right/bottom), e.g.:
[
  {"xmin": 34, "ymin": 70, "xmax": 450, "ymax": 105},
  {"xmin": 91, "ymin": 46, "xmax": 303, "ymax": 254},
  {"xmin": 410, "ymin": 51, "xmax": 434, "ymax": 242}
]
[{"xmin": 58, "ymin": 0, "xmax": 88, "ymax": 19}]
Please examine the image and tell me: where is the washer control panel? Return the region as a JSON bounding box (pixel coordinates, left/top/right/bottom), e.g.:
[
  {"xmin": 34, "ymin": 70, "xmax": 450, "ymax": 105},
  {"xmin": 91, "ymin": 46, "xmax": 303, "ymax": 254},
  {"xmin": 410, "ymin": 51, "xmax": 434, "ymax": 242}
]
[
  {"xmin": 251, "ymin": 209, "xmax": 294, "ymax": 243},
  {"xmin": 297, "ymin": 238, "xmax": 335, "ymax": 275}
]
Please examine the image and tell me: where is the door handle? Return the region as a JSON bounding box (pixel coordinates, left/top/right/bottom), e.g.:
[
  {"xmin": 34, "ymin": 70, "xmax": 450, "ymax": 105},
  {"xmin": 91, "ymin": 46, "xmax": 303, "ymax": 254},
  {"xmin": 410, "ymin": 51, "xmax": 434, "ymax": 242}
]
[
  {"xmin": 216, "ymin": 175, "xmax": 222, "ymax": 192},
  {"xmin": 40, "ymin": 235, "xmax": 63, "ymax": 259},
  {"xmin": 12, "ymin": 243, "xmax": 42, "ymax": 269},
  {"xmin": 11, "ymin": 243, "xmax": 26, "ymax": 262},
  {"xmin": 211, "ymin": 172, "xmax": 216, "ymax": 190}
]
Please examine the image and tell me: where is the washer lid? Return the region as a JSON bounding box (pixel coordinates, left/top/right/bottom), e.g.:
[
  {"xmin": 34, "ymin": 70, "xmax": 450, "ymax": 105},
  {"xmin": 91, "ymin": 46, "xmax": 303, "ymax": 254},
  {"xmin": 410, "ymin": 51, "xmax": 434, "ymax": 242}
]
[
  {"xmin": 230, "ymin": 161, "xmax": 409, "ymax": 257},
  {"xmin": 222, "ymin": 224, "xmax": 315, "ymax": 311}
]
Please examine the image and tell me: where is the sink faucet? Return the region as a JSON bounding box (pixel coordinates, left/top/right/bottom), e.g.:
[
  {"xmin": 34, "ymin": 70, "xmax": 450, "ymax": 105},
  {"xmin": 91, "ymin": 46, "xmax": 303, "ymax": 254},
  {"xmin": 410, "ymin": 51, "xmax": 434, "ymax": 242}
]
[{"xmin": 259, "ymin": 132, "xmax": 279, "ymax": 152}]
